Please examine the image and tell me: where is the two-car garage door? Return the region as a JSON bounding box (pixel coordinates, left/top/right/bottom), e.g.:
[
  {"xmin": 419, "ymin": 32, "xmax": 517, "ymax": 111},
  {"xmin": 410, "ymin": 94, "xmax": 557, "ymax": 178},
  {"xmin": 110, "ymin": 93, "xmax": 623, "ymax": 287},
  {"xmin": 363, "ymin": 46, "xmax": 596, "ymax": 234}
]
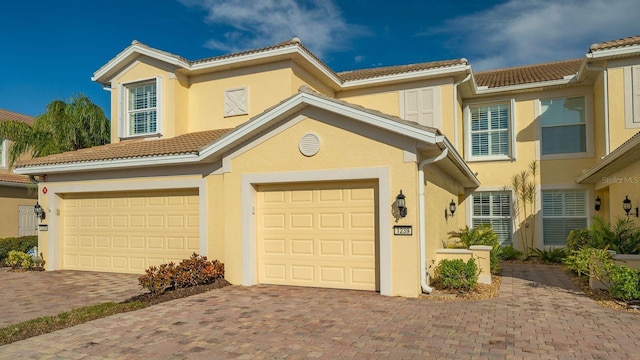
[
  {"xmin": 62, "ymin": 190, "xmax": 199, "ymax": 274},
  {"xmin": 257, "ymin": 181, "xmax": 377, "ymax": 291}
]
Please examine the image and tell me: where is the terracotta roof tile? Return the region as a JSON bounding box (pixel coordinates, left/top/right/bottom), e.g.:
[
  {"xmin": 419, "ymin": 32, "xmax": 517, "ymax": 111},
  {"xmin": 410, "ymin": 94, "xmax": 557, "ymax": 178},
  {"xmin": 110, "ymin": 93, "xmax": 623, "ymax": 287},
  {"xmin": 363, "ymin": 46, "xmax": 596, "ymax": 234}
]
[
  {"xmin": 16, "ymin": 128, "xmax": 233, "ymax": 168},
  {"xmin": 337, "ymin": 59, "xmax": 468, "ymax": 82},
  {"xmin": 0, "ymin": 173, "xmax": 30, "ymax": 184},
  {"xmin": 0, "ymin": 109, "xmax": 34, "ymax": 126},
  {"xmin": 590, "ymin": 35, "xmax": 640, "ymax": 51},
  {"xmin": 475, "ymin": 59, "xmax": 581, "ymax": 88}
]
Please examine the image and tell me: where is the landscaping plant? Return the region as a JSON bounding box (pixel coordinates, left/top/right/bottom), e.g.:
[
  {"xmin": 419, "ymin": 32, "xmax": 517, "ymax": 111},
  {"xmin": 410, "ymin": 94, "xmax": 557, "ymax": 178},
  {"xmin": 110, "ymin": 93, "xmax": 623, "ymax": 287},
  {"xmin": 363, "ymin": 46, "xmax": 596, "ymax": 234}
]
[
  {"xmin": 434, "ymin": 258, "xmax": 478, "ymax": 291},
  {"xmin": 0, "ymin": 236, "xmax": 38, "ymax": 263},
  {"xmin": 5, "ymin": 251, "xmax": 34, "ymax": 270},
  {"xmin": 510, "ymin": 161, "xmax": 538, "ymax": 256},
  {"xmin": 139, "ymin": 253, "xmax": 224, "ymax": 294},
  {"xmin": 448, "ymin": 224, "xmax": 500, "ymax": 274},
  {"xmin": 498, "ymin": 244, "xmax": 523, "ymax": 261},
  {"xmin": 528, "ymin": 247, "xmax": 567, "ymax": 264}
]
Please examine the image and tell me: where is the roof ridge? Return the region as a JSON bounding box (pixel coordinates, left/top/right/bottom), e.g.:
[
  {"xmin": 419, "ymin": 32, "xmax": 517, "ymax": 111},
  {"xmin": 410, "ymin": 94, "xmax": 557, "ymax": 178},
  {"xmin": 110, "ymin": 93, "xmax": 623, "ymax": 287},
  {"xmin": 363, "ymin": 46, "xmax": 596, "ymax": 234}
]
[{"xmin": 590, "ymin": 35, "xmax": 640, "ymax": 51}]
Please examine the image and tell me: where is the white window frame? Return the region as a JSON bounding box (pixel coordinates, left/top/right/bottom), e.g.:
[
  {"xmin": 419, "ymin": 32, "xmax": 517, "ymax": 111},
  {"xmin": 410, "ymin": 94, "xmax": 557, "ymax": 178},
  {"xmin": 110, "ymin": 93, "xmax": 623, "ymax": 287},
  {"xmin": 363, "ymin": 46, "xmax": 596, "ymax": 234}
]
[
  {"xmin": 464, "ymin": 99, "xmax": 516, "ymax": 162},
  {"xmin": 540, "ymin": 188, "xmax": 588, "ymax": 247},
  {"xmin": 624, "ymin": 65, "xmax": 640, "ymax": 128},
  {"xmin": 118, "ymin": 77, "xmax": 162, "ymax": 139},
  {"xmin": 0, "ymin": 139, "xmax": 7, "ymax": 169},
  {"xmin": 536, "ymin": 95, "xmax": 593, "ymax": 160},
  {"xmin": 470, "ymin": 190, "xmax": 513, "ymax": 246}
]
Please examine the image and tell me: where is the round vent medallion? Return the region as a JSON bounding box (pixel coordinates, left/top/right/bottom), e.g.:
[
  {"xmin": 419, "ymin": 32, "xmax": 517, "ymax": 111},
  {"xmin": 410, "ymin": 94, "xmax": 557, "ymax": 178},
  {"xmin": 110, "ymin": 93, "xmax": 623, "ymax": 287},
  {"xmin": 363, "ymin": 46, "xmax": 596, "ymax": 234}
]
[{"xmin": 299, "ymin": 133, "xmax": 321, "ymax": 157}]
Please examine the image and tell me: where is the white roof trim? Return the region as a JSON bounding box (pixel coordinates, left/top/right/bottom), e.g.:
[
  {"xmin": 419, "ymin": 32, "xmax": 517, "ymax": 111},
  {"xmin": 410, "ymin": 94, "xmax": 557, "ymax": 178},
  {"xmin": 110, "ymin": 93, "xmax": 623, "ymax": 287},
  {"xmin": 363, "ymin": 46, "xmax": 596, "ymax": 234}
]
[
  {"xmin": 341, "ymin": 64, "xmax": 470, "ymax": 89},
  {"xmin": 471, "ymin": 77, "xmax": 577, "ymax": 94},
  {"xmin": 587, "ymin": 44, "xmax": 640, "ymax": 59},
  {"xmin": 576, "ymin": 132, "xmax": 640, "ymax": 183},
  {"xmin": 92, "ymin": 44, "xmax": 190, "ymax": 82}
]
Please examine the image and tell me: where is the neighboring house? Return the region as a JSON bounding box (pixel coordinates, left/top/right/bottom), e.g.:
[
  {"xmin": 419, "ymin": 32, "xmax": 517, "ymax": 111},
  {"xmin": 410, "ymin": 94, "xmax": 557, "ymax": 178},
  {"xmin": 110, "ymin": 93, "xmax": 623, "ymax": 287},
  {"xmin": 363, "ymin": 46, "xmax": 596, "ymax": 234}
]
[
  {"xmin": 14, "ymin": 35, "xmax": 640, "ymax": 297},
  {"xmin": 0, "ymin": 109, "xmax": 38, "ymax": 238}
]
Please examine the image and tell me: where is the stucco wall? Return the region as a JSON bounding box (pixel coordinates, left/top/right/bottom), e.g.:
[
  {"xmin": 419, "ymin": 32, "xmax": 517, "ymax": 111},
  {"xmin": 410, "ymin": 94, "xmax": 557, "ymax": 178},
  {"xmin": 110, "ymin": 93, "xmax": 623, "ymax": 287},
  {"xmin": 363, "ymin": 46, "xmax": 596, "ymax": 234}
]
[{"xmin": 0, "ymin": 186, "xmax": 36, "ymax": 238}]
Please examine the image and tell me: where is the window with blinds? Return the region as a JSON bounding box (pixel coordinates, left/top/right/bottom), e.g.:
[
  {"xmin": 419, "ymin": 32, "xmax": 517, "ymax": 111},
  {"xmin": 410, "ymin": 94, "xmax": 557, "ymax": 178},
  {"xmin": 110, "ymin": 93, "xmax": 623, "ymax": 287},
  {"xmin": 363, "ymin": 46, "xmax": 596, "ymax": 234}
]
[
  {"xmin": 127, "ymin": 81, "xmax": 157, "ymax": 136},
  {"xmin": 472, "ymin": 191, "xmax": 512, "ymax": 245},
  {"xmin": 540, "ymin": 97, "xmax": 586, "ymax": 155},
  {"xmin": 542, "ymin": 189, "xmax": 587, "ymax": 246},
  {"xmin": 469, "ymin": 104, "xmax": 510, "ymax": 159}
]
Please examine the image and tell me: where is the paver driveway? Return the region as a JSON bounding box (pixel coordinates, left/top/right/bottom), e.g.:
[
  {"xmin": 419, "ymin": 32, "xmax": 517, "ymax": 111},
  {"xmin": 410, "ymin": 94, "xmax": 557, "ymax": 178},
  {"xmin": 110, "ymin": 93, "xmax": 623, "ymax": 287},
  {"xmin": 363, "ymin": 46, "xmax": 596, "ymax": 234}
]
[
  {"xmin": 1, "ymin": 263, "xmax": 638, "ymax": 359},
  {"xmin": 0, "ymin": 268, "xmax": 142, "ymax": 327}
]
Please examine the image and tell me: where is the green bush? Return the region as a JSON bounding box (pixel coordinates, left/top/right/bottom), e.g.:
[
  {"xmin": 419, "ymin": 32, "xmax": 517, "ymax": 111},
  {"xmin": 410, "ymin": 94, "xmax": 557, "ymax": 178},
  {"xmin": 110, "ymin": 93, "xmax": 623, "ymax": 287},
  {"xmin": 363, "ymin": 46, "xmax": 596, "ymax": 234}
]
[
  {"xmin": 434, "ymin": 258, "xmax": 478, "ymax": 291},
  {"xmin": 528, "ymin": 247, "xmax": 567, "ymax": 263},
  {"xmin": 5, "ymin": 251, "xmax": 34, "ymax": 269},
  {"xmin": 448, "ymin": 224, "xmax": 500, "ymax": 274},
  {"xmin": 565, "ymin": 228, "xmax": 591, "ymax": 254},
  {"xmin": 575, "ymin": 216, "xmax": 640, "ymax": 254},
  {"xmin": 0, "ymin": 236, "xmax": 38, "ymax": 262},
  {"xmin": 564, "ymin": 247, "xmax": 640, "ymax": 301},
  {"xmin": 498, "ymin": 244, "xmax": 523, "ymax": 261},
  {"xmin": 138, "ymin": 253, "xmax": 224, "ymax": 294}
]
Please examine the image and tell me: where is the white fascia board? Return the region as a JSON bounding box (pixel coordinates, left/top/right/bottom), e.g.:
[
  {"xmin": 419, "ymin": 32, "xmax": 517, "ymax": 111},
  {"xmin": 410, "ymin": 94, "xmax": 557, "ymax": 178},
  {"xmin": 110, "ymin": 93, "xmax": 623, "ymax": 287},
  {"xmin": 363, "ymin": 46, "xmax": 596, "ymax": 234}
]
[
  {"xmin": 587, "ymin": 45, "xmax": 640, "ymax": 60},
  {"xmin": 341, "ymin": 65, "xmax": 470, "ymax": 89},
  {"xmin": 92, "ymin": 45, "xmax": 190, "ymax": 83},
  {"xmin": 14, "ymin": 153, "xmax": 201, "ymax": 175}
]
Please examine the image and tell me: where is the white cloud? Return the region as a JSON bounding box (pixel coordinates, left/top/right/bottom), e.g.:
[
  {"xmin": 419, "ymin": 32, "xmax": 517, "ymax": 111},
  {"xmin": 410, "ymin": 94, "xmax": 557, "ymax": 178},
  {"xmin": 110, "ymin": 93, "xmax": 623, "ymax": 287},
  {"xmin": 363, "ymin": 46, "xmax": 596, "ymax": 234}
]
[
  {"xmin": 432, "ymin": 0, "xmax": 640, "ymax": 70},
  {"xmin": 354, "ymin": 55, "xmax": 365, "ymax": 63},
  {"xmin": 178, "ymin": 0, "xmax": 367, "ymax": 57}
]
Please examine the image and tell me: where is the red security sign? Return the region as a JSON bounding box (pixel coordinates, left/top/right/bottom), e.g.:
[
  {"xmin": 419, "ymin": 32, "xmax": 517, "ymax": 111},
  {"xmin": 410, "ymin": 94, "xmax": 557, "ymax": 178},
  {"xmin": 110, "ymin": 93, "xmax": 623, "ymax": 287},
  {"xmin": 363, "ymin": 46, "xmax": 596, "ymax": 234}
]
[{"xmin": 42, "ymin": 187, "xmax": 48, "ymax": 194}]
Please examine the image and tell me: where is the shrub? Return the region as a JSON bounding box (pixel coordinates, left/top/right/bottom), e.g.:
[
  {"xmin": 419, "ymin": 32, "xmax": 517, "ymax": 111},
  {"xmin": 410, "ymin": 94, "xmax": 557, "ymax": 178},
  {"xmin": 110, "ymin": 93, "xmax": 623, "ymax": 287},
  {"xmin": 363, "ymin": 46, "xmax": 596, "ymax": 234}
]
[
  {"xmin": 0, "ymin": 236, "xmax": 38, "ymax": 262},
  {"xmin": 565, "ymin": 228, "xmax": 591, "ymax": 254},
  {"xmin": 448, "ymin": 224, "xmax": 500, "ymax": 274},
  {"xmin": 528, "ymin": 247, "xmax": 566, "ymax": 263},
  {"xmin": 5, "ymin": 251, "xmax": 34, "ymax": 269},
  {"xmin": 498, "ymin": 244, "xmax": 523, "ymax": 261},
  {"xmin": 564, "ymin": 247, "xmax": 640, "ymax": 301},
  {"xmin": 434, "ymin": 258, "xmax": 478, "ymax": 291},
  {"xmin": 138, "ymin": 253, "xmax": 224, "ymax": 294}
]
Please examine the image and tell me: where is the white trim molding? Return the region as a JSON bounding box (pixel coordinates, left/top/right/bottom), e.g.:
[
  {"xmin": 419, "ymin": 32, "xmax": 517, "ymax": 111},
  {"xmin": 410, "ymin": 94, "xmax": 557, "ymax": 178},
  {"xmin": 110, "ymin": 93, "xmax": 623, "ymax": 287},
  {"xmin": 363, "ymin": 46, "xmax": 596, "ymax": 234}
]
[{"xmin": 241, "ymin": 167, "xmax": 392, "ymax": 296}]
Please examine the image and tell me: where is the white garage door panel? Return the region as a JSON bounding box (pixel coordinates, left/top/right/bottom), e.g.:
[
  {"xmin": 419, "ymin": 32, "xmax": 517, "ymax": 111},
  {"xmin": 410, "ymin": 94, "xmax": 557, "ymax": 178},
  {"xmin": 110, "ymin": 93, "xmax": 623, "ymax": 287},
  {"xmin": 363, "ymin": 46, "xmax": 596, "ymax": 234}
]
[
  {"xmin": 257, "ymin": 182, "xmax": 377, "ymax": 291},
  {"xmin": 62, "ymin": 190, "xmax": 199, "ymax": 274}
]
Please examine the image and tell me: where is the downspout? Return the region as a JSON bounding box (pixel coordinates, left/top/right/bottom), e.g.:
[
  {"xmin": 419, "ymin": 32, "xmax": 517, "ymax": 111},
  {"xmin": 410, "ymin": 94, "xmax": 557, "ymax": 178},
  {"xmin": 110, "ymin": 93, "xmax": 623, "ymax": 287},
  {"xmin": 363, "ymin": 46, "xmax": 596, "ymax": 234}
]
[
  {"xmin": 453, "ymin": 72, "xmax": 472, "ymax": 149},
  {"xmin": 586, "ymin": 63, "xmax": 610, "ymax": 155},
  {"xmin": 418, "ymin": 147, "xmax": 449, "ymax": 293}
]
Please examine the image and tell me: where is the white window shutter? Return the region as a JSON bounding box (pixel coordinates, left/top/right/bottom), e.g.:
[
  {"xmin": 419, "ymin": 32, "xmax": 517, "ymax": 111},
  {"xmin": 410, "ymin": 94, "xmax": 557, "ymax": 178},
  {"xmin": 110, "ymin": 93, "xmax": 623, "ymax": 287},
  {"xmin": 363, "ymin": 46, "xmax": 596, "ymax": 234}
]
[
  {"xmin": 404, "ymin": 90, "xmax": 419, "ymax": 122},
  {"xmin": 118, "ymin": 83, "xmax": 124, "ymax": 138},
  {"xmin": 633, "ymin": 66, "xmax": 640, "ymax": 124},
  {"xmin": 418, "ymin": 88, "xmax": 435, "ymax": 127}
]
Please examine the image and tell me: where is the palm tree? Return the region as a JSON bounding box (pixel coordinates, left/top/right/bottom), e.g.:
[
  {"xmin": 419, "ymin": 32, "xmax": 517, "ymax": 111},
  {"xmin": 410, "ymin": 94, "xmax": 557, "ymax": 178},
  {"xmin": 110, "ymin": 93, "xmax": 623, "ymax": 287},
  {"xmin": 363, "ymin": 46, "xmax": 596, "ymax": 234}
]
[{"xmin": 0, "ymin": 94, "xmax": 110, "ymax": 166}]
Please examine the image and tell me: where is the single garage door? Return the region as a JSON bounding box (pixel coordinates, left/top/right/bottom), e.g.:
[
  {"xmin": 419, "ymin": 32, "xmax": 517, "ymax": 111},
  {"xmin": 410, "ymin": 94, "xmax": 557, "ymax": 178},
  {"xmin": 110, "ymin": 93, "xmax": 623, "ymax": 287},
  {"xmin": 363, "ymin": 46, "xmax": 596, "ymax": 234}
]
[
  {"xmin": 257, "ymin": 181, "xmax": 377, "ymax": 291},
  {"xmin": 62, "ymin": 189, "xmax": 199, "ymax": 273}
]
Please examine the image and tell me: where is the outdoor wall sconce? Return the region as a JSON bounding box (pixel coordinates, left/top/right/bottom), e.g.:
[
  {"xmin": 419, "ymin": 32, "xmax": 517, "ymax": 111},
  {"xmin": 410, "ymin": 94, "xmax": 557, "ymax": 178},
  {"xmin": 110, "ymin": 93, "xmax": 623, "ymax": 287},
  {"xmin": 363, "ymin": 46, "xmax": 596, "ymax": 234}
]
[
  {"xmin": 445, "ymin": 199, "xmax": 457, "ymax": 220},
  {"xmin": 594, "ymin": 196, "xmax": 601, "ymax": 211},
  {"xmin": 396, "ymin": 190, "xmax": 407, "ymax": 218},
  {"xmin": 623, "ymin": 196, "xmax": 638, "ymax": 217},
  {"xmin": 34, "ymin": 202, "xmax": 46, "ymax": 221}
]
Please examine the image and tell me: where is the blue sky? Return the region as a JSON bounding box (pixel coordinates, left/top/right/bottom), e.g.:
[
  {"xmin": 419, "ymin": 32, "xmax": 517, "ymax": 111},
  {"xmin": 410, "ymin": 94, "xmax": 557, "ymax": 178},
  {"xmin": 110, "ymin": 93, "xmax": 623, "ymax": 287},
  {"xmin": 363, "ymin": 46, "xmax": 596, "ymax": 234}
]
[{"xmin": 0, "ymin": 0, "xmax": 638, "ymax": 117}]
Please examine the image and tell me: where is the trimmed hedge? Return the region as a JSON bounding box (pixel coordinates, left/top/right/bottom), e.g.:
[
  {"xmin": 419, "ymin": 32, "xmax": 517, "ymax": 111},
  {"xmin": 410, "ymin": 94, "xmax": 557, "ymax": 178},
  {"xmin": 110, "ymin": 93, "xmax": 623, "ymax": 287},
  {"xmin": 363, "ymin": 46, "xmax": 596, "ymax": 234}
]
[{"xmin": 0, "ymin": 236, "xmax": 38, "ymax": 262}]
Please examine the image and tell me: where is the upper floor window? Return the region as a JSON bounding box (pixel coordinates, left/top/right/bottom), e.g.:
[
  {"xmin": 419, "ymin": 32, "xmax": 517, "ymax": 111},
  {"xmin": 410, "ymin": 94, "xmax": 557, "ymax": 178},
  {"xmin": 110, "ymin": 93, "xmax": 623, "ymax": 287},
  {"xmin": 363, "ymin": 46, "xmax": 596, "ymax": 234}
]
[
  {"xmin": 625, "ymin": 65, "xmax": 640, "ymax": 128},
  {"xmin": 540, "ymin": 97, "xmax": 585, "ymax": 155},
  {"xmin": 120, "ymin": 77, "xmax": 162, "ymax": 138},
  {"xmin": 465, "ymin": 100, "xmax": 514, "ymax": 161},
  {"xmin": 400, "ymin": 87, "xmax": 440, "ymax": 128},
  {"xmin": 542, "ymin": 189, "xmax": 587, "ymax": 246}
]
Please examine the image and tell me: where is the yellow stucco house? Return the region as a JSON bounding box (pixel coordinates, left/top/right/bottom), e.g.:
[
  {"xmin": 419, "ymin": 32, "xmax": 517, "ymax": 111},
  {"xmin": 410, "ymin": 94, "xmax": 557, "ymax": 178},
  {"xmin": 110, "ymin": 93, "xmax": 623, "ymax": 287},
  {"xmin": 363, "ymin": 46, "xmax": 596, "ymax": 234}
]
[
  {"xmin": 14, "ymin": 35, "xmax": 640, "ymax": 297},
  {"xmin": 0, "ymin": 109, "xmax": 37, "ymax": 238}
]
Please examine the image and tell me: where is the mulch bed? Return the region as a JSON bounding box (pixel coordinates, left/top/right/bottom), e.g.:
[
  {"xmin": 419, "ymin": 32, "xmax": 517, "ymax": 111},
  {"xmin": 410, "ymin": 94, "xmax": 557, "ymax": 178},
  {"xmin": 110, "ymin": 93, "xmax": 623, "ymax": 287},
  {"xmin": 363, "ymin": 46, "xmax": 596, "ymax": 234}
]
[{"xmin": 126, "ymin": 278, "xmax": 231, "ymax": 306}]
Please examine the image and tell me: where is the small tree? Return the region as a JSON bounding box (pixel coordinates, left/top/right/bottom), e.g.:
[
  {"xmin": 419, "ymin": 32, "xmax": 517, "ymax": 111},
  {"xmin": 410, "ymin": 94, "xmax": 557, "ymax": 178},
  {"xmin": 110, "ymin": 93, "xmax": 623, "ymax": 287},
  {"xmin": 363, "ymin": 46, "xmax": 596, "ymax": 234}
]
[{"xmin": 511, "ymin": 161, "xmax": 538, "ymax": 255}]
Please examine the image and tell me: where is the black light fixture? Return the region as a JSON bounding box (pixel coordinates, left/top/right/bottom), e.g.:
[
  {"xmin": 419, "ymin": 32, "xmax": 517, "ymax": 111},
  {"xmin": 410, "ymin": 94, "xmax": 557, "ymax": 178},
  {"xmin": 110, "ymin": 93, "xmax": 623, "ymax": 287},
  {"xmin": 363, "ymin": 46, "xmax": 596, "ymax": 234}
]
[
  {"xmin": 623, "ymin": 196, "xmax": 638, "ymax": 217},
  {"xmin": 396, "ymin": 190, "xmax": 407, "ymax": 218},
  {"xmin": 34, "ymin": 202, "xmax": 46, "ymax": 221},
  {"xmin": 445, "ymin": 199, "xmax": 457, "ymax": 220},
  {"xmin": 594, "ymin": 196, "xmax": 601, "ymax": 211}
]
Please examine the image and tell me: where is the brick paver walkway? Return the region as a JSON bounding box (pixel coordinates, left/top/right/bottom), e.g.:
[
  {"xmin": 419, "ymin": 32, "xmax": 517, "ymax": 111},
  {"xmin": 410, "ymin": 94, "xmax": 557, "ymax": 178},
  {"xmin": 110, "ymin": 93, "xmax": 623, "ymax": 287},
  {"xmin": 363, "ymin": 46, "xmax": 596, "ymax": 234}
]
[
  {"xmin": 0, "ymin": 268, "xmax": 142, "ymax": 327},
  {"xmin": 1, "ymin": 263, "xmax": 638, "ymax": 359}
]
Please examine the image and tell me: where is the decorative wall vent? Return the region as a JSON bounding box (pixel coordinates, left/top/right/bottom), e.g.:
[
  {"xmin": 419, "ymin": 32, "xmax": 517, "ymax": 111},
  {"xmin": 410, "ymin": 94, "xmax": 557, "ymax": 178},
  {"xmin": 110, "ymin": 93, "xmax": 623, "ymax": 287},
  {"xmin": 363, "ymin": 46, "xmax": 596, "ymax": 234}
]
[
  {"xmin": 299, "ymin": 133, "xmax": 321, "ymax": 157},
  {"xmin": 224, "ymin": 87, "xmax": 248, "ymax": 117}
]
